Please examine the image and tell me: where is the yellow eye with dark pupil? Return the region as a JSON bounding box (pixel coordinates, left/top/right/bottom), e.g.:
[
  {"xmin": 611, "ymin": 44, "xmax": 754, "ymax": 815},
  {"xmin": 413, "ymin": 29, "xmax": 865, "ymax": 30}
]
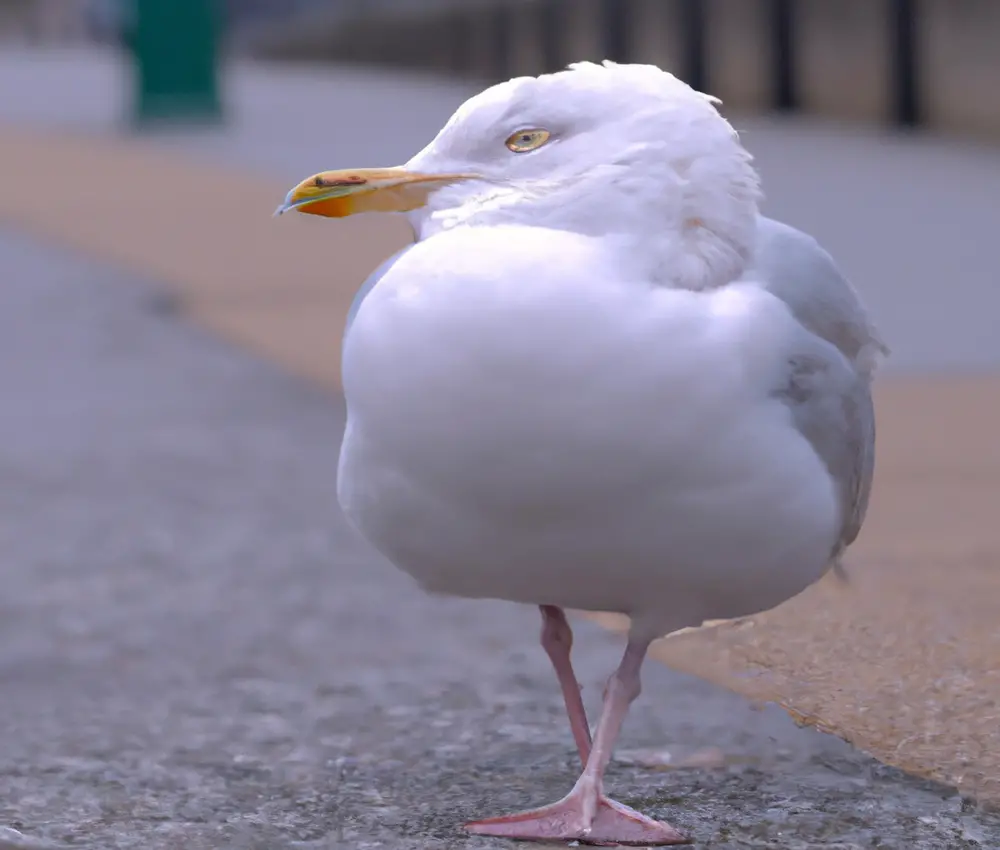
[{"xmin": 505, "ymin": 128, "xmax": 551, "ymax": 153}]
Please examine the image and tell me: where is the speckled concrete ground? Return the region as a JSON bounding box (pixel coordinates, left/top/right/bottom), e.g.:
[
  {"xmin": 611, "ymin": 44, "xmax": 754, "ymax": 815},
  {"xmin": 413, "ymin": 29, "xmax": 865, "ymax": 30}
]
[
  {"xmin": 2, "ymin": 226, "xmax": 995, "ymax": 849},
  {"xmin": 3, "ymin": 47, "xmax": 1000, "ymax": 848}
]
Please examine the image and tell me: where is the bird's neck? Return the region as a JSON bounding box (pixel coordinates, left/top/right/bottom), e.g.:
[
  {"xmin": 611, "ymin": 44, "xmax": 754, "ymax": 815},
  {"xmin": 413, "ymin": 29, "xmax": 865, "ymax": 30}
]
[
  {"xmin": 613, "ymin": 217, "xmax": 756, "ymax": 292},
  {"xmin": 410, "ymin": 194, "xmax": 758, "ymax": 291}
]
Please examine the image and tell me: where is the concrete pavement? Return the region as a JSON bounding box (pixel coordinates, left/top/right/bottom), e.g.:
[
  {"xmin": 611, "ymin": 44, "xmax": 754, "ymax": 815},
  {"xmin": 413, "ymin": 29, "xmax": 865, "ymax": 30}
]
[
  {"xmin": 1, "ymin": 221, "xmax": 992, "ymax": 849},
  {"xmin": 2, "ymin": 47, "xmax": 1000, "ymax": 846}
]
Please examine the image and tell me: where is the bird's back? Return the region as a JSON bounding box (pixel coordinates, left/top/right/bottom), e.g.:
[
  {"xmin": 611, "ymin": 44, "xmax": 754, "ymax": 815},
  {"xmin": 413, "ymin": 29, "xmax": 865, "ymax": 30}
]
[{"xmin": 749, "ymin": 217, "xmax": 887, "ymax": 377}]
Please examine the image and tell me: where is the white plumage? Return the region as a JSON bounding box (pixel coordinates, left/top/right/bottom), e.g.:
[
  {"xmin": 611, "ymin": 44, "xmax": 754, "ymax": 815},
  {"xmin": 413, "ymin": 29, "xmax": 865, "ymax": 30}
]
[
  {"xmin": 288, "ymin": 61, "xmax": 885, "ymax": 845},
  {"xmin": 339, "ymin": 223, "xmax": 841, "ymax": 639},
  {"xmin": 338, "ymin": 62, "xmax": 882, "ymax": 640}
]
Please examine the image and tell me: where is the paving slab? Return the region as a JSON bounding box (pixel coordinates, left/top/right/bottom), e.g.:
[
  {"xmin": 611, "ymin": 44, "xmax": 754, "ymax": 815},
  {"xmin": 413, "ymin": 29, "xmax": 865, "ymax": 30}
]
[{"xmin": 3, "ymin": 46, "xmax": 1000, "ymax": 820}]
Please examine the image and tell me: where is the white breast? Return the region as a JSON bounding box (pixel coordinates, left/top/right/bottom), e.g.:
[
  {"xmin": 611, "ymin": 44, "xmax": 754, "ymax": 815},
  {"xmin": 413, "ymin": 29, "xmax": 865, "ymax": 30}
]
[{"xmin": 337, "ymin": 225, "xmax": 839, "ymax": 638}]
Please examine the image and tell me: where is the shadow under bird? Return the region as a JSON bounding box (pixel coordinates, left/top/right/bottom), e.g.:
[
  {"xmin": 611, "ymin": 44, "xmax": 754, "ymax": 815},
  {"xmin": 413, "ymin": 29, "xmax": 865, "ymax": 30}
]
[{"xmin": 275, "ymin": 61, "xmax": 887, "ymax": 846}]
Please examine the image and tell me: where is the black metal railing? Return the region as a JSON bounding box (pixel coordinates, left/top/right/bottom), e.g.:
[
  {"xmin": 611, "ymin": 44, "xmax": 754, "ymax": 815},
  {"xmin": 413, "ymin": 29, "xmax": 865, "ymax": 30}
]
[{"xmin": 529, "ymin": 0, "xmax": 922, "ymax": 130}]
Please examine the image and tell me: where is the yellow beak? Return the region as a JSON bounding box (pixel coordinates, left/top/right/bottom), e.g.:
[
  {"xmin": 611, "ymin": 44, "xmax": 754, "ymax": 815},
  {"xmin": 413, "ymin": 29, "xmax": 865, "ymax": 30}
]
[{"xmin": 274, "ymin": 167, "xmax": 475, "ymax": 218}]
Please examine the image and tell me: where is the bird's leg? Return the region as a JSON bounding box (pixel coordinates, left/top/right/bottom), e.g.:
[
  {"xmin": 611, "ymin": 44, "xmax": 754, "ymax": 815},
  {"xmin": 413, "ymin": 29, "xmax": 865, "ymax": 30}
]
[
  {"xmin": 539, "ymin": 605, "xmax": 592, "ymax": 766},
  {"xmin": 466, "ymin": 634, "xmax": 688, "ymax": 846}
]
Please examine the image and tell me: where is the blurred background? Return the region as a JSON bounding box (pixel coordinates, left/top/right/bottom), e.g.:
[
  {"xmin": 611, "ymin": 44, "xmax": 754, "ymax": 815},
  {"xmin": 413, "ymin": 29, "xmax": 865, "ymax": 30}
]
[
  {"xmin": 2, "ymin": 1, "xmax": 1000, "ymax": 846},
  {"xmin": 3, "ymin": 0, "xmax": 1000, "ymax": 138}
]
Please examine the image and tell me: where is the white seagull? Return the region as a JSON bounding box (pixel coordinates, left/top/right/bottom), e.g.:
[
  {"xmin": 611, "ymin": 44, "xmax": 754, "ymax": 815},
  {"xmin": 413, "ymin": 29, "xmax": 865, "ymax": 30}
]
[{"xmin": 276, "ymin": 61, "xmax": 886, "ymax": 846}]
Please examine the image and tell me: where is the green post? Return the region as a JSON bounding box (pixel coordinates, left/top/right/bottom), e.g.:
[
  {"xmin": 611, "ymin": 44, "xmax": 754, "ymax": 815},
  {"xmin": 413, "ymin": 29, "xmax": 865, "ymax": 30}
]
[{"xmin": 127, "ymin": 0, "xmax": 223, "ymax": 127}]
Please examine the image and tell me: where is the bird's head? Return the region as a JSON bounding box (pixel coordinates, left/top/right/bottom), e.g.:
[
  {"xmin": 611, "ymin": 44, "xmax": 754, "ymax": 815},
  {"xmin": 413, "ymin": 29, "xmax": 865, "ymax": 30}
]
[{"xmin": 277, "ymin": 61, "xmax": 762, "ymax": 288}]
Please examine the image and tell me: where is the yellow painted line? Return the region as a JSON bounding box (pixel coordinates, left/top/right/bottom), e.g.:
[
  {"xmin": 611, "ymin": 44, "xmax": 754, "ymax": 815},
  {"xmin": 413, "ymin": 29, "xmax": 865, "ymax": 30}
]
[{"xmin": 3, "ymin": 124, "xmax": 1000, "ymax": 803}]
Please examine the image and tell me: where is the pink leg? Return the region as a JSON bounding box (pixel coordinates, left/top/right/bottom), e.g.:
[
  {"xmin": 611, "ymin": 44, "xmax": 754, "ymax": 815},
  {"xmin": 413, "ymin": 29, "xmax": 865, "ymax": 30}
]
[
  {"xmin": 466, "ymin": 635, "xmax": 688, "ymax": 846},
  {"xmin": 539, "ymin": 605, "xmax": 592, "ymax": 766}
]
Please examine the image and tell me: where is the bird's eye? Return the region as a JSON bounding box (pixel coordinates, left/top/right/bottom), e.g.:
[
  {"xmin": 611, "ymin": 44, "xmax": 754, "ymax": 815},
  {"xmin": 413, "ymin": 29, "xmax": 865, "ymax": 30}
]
[{"xmin": 505, "ymin": 128, "xmax": 551, "ymax": 153}]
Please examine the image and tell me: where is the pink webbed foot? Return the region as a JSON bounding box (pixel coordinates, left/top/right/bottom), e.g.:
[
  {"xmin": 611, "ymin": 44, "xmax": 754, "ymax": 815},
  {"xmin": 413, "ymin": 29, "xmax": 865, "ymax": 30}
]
[
  {"xmin": 465, "ymin": 790, "xmax": 689, "ymax": 846},
  {"xmin": 469, "ymin": 626, "xmax": 688, "ymax": 845}
]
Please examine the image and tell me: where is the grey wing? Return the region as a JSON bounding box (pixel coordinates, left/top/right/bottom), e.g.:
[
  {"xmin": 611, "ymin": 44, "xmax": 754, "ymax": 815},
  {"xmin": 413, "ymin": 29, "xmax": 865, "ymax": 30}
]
[
  {"xmin": 753, "ymin": 217, "xmax": 884, "ymax": 576},
  {"xmin": 778, "ymin": 330, "xmax": 877, "ymax": 567},
  {"xmin": 751, "ymin": 217, "xmax": 889, "ymax": 376}
]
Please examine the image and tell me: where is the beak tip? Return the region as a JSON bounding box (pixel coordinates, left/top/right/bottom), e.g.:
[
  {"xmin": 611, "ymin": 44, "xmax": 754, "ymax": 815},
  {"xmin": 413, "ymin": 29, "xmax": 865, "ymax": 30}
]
[{"xmin": 273, "ymin": 184, "xmax": 304, "ymax": 218}]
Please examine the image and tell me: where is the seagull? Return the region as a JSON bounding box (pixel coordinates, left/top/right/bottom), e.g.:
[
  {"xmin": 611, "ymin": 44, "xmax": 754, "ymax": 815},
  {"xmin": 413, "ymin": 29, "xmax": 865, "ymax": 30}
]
[{"xmin": 276, "ymin": 61, "xmax": 886, "ymax": 846}]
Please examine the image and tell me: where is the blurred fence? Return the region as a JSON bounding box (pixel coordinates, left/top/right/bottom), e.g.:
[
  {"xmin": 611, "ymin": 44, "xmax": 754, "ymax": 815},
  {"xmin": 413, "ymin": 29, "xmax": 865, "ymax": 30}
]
[
  {"xmin": 3, "ymin": 1, "xmax": 999, "ymax": 143},
  {"xmin": 248, "ymin": 0, "xmax": 1000, "ymax": 143}
]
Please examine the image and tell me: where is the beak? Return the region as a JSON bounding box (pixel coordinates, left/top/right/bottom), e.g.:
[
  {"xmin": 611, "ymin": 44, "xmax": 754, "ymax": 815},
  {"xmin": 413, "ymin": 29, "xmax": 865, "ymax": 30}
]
[{"xmin": 273, "ymin": 167, "xmax": 476, "ymax": 218}]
